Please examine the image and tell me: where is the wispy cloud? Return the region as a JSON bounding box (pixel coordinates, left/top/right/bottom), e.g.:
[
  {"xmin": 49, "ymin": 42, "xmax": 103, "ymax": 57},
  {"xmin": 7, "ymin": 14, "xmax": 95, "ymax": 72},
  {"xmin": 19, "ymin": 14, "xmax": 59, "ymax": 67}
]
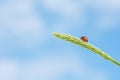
[
  {"xmin": 0, "ymin": 0, "xmax": 48, "ymax": 47},
  {"xmin": 41, "ymin": 0, "xmax": 120, "ymax": 34},
  {"xmin": 0, "ymin": 59, "xmax": 19, "ymax": 80},
  {"xmin": 42, "ymin": 0, "xmax": 81, "ymax": 17},
  {"xmin": 21, "ymin": 53, "xmax": 108, "ymax": 80},
  {"xmin": 0, "ymin": 51, "xmax": 108, "ymax": 80}
]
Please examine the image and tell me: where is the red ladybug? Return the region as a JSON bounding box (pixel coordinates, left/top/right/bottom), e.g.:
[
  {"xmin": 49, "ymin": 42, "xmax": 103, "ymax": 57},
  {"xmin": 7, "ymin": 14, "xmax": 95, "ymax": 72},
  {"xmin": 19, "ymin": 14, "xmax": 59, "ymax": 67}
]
[{"xmin": 81, "ymin": 36, "xmax": 88, "ymax": 42}]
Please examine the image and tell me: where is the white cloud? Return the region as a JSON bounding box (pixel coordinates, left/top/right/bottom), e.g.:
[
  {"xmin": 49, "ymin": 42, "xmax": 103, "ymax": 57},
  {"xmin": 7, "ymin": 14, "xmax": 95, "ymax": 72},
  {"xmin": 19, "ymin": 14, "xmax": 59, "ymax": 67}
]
[
  {"xmin": 80, "ymin": 0, "xmax": 120, "ymax": 32},
  {"xmin": 41, "ymin": 0, "xmax": 86, "ymax": 32},
  {"xmin": 20, "ymin": 53, "xmax": 108, "ymax": 80},
  {"xmin": 41, "ymin": 0, "xmax": 120, "ymax": 33},
  {"xmin": 0, "ymin": 53, "xmax": 108, "ymax": 80},
  {"xmin": 85, "ymin": 0, "xmax": 120, "ymax": 10},
  {"xmin": 0, "ymin": 0, "xmax": 48, "ymax": 46},
  {"xmin": 42, "ymin": 0, "xmax": 84, "ymax": 18},
  {"xmin": 23, "ymin": 54, "xmax": 85, "ymax": 80},
  {"xmin": 0, "ymin": 59, "xmax": 19, "ymax": 80}
]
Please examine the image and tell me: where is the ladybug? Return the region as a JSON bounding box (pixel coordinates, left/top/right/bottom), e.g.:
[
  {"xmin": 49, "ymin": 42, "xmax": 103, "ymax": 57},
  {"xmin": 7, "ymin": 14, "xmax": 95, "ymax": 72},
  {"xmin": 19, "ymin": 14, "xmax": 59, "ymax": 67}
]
[{"xmin": 81, "ymin": 36, "xmax": 88, "ymax": 42}]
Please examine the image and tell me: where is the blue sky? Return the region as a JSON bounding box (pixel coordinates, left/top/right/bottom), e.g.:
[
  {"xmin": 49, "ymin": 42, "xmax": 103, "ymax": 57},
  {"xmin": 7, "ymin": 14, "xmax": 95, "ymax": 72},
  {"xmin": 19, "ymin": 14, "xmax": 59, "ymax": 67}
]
[{"xmin": 0, "ymin": 0, "xmax": 120, "ymax": 80}]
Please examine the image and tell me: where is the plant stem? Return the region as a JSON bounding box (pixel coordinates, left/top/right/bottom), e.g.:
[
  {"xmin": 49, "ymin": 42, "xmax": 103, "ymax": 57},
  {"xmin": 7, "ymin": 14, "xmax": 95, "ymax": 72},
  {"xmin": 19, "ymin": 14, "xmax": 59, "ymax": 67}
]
[{"xmin": 53, "ymin": 32, "xmax": 120, "ymax": 67}]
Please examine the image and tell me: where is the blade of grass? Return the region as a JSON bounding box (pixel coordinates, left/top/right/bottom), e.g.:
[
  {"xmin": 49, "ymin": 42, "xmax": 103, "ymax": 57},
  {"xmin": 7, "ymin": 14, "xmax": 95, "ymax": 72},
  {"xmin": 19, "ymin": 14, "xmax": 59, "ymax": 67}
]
[{"xmin": 53, "ymin": 32, "xmax": 120, "ymax": 67}]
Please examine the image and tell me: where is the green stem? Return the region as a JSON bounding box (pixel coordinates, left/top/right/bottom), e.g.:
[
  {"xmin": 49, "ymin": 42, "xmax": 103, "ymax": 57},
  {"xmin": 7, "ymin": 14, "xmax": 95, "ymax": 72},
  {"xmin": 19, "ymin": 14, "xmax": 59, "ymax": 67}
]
[{"xmin": 53, "ymin": 32, "xmax": 120, "ymax": 67}]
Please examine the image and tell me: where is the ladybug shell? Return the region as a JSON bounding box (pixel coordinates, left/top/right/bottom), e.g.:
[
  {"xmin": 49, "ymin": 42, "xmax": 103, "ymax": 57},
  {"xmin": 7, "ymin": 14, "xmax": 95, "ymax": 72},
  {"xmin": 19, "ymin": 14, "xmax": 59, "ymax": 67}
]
[{"xmin": 81, "ymin": 36, "xmax": 88, "ymax": 42}]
